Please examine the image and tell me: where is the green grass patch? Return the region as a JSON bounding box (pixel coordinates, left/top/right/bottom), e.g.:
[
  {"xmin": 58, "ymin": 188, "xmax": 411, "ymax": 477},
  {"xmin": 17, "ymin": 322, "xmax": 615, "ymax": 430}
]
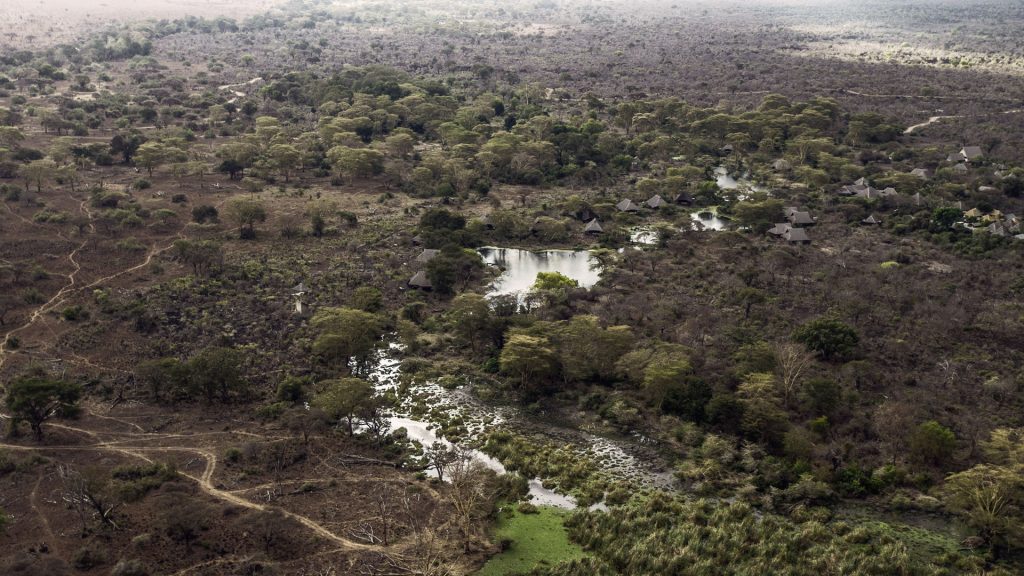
[{"xmin": 477, "ymin": 506, "xmax": 585, "ymax": 576}]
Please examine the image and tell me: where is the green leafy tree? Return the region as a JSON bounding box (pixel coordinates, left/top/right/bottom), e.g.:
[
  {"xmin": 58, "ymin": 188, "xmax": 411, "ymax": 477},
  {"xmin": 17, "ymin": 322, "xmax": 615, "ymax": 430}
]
[
  {"xmin": 172, "ymin": 239, "xmax": 222, "ymax": 276},
  {"xmin": 448, "ymin": 293, "xmax": 495, "ymax": 354},
  {"xmin": 733, "ymin": 199, "xmax": 785, "ymax": 234},
  {"xmin": 135, "ymin": 358, "xmax": 188, "ymax": 402},
  {"xmin": 426, "ymin": 246, "xmax": 484, "ymax": 295},
  {"xmin": 110, "ymin": 133, "xmax": 145, "ymax": 164},
  {"xmin": 267, "ymin": 143, "xmax": 302, "ymax": 182},
  {"xmin": 326, "ymin": 146, "xmax": 385, "ymax": 184},
  {"xmin": 311, "ymin": 307, "xmax": 386, "ymax": 373},
  {"xmin": 21, "ymin": 158, "xmax": 57, "ymax": 192},
  {"xmin": 6, "ymin": 377, "xmax": 82, "ymax": 439},
  {"xmin": 909, "ymin": 420, "xmax": 956, "ymax": 467},
  {"xmin": 931, "ymin": 207, "xmax": 962, "ymax": 231},
  {"xmin": 737, "ymin": 372, "xmax": 789, "ymax": 451},
  {"xmin": 553, "ymin": 315, "xmax": 634, "ymax": 384},
  {"xmin": 313, "ymin": 378, "xmax": 375, "ymax": 435},
  {"xmin": 350, "ymin": 286, "xmax": 383, "ymax": 313},
  {"xmin": 793, "ymin": 317, "xmax": 859, "ymax": 361},
  {"xmin": 225, "ymin": 198, "xmax": 267, "ymax": 239},
  {"xmin": 500, "ymin": 334, "xmax": 560, "ymax": 397},
  {"xmin": 532, "ymin": 271, "xmax": 579, "ymax": 291},
  {"xmin": 188, "ymin": 347, "xmax": 245, "ymax": 403},
  {"xmin": 942, "ymin": 464, "xmax": 1024, "ymax": 552},
  {"xmin": 134, "ymin": 141, "xmax": 185, "ymax": 177}
]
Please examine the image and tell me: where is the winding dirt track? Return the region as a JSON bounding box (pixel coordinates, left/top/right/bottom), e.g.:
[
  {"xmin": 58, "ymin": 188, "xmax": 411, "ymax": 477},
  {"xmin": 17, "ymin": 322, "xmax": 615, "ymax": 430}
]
[{"xmin": 0, "ymin": 434, "xmax": 375, "ymax": 552}]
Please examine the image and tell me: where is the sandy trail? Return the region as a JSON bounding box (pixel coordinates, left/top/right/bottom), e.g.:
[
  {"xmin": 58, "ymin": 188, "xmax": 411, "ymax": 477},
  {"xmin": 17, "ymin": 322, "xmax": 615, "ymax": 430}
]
[{"xmin": 0, "ymin": 427, "xmax": 375, "ymax": 552}]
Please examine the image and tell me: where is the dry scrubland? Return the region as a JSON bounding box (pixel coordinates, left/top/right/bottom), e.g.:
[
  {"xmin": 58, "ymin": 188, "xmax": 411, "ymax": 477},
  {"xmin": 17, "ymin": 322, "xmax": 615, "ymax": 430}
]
[{"xmin": 0, "ymin": 1, "xmax": 1023, "ymax": 575}]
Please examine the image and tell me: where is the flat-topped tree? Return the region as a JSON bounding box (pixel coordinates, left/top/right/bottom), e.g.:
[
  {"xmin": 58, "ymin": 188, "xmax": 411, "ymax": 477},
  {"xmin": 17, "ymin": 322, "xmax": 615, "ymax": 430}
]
[
  {"xmin": 225, "ymin": 198, "xmax": 267, "ymax": 240},
  {"xmin": 5, "ymin": 377, "xmax": 82, "ymax": 440}
]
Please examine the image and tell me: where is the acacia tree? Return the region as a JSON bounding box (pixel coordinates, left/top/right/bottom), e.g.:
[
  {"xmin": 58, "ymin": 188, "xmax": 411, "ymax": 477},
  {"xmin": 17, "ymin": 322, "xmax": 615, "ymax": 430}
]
[
  {"xmin": 940, "ymin": 428, "xmax": 1024, "ymax": 554},
  {"xmin": 267, "ymin": 143, "xmax": 302, "ymax": 182},
  {"xmin": 448, "ymin": 293, "xmax": 495, "ymax": 355},
  {"xmin": 225, "ymin": 198, "xmax": 267, "ymax": 239},
  {"xmin": 313, "ymin": 377, "xmax": 375, "ymax": 435},
  {"xmin": 21, "ymin": 158, "xmax": 56, "ymax": 192},
  {"xmin": 5, "ymin": 377, "xmax": 82, "ymax": 439},
  {"xmin": 499, "ymin": 334, "xmax": 559, "ymax": 397},
  {"xmin": 311, "ymin": 307, "xmax": 386, "ymax": 374}
]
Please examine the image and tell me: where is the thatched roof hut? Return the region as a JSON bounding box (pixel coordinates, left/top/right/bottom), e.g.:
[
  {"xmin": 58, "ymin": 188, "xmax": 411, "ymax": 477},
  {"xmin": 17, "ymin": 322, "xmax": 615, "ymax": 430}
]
[{"xmin": 408, "ymin": 271, "xmax": 432, "ymax": 290}]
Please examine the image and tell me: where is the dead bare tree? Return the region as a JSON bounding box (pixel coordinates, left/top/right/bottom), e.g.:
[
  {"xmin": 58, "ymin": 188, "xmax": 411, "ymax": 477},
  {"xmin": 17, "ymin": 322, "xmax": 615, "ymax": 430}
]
[
  {"xmin": 446, "ymin": 447, "xmax": 495, "ymax": 553},
  {"xmin": 57, "ymin": 465, "xmax": 119, "ymax": 534},
  {"xmin": 774, "ymin": 341, "xmax": 815, "ymax": 407}
]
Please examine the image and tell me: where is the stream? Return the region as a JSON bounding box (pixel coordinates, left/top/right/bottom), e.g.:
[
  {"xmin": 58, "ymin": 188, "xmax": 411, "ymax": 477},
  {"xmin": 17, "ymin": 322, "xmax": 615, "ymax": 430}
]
[
  {"xmin": 368, "ymin": 343, "xmax": 675, "ymax": 509},
  {"xmin": 368, "ymin": 247, "xmax": 676, "ymax": 509}
]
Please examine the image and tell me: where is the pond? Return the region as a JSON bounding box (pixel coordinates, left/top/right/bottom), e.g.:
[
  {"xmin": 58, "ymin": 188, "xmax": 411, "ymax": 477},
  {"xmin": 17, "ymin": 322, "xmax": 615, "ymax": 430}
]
[
  {"xmin": 690, "ymin": 211, "xmax": 730, "ymax": 231},
  {"xmin": 367, "ymin": 342, "xmax": 675, "ymax": 510},
  {"xmin": 715, "ymin": 166, "xmax": 766, "ymax": 196},
  {"xmin": 629, "ymin": 226, "xmax": 659, "ymax": 245},
  {"xmin": 478, "ymin": 247, "xmax": 602, "ymax": 298}
]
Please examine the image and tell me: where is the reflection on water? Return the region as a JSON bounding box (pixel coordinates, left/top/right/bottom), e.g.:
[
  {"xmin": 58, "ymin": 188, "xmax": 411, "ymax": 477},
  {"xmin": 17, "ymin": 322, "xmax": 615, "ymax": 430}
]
[
  {"xmin": 715, "ymin": 166, "xmax": 765, "ymax": 196},
  {"xmin": 370, "ymin": 344, "xmax": 578, "ymax": 508},
  {"xmin": 391, "ymin": 416, "xmax": 577, "ymax": 508},
  {"xmin": 478, "ymin": 247, "xmax": 601, "ymax": 298},
  {"xmin": 630, "ymin": 226, "xmax": 658, "ymax": 245},
  {"xmin": 691, "ymin": 211, "xmax": 730, "ymax": 231}
]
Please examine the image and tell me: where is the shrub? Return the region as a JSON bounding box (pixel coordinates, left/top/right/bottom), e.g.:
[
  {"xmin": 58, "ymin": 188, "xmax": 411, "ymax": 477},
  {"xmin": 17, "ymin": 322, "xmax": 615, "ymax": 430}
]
[
  {"xmin": 61, "ymin": 305, "xmax": 87, "ymax": 321},
  {"xmin": 793, "ymin": 317, "xmax": 859, "ymax": 361},
  {"xmin": 191, "ymin": 204, "xmax": 218, "ymax": 223},
  {"xmin": 909, "ymin": 420, "xmax": 956, "ymax": 467},
  {"xmin": 72, "ymin": 545, "xmax": 107, "ymax": 570}
]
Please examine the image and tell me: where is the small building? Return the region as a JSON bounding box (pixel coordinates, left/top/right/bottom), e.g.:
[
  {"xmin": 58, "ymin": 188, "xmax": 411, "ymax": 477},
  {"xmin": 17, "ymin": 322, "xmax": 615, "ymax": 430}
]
[
  {"xmin": 674, "ymin": 193, "xmax": 694, "ymax": 206},
  {"xmin": 910, "ymin": 168, "xmax": 930, "ymax": 180},
  {"xmin": 721, "ymin": 144, "xmax": 734, "ymax": 154},
  {"xmin": 862, "ymin": 215, "xmax": 882, "ymax": 225},
  {"xmin": 788, "ymin": 211, "xmax": 815, "ymax": 226},
  {"xmin": 408, "ymin": 271, "xmax": 432, "ymax": 290},
  {"xmin": 783, "ymin": 206, "xmax": 800, "ymax": 219},
  {"xmin": 961, "ymin": 146, "xmax": 984, "ymax": 162},
  {"xmin": 784, "ymin": 227, "xmax": 811, "ymax": 244},
  {"xmin": 767, "ymin": 223, "xmax": 791, "ymax": 236},
  {"xmin": 411, "ymin": 235, "xmax": 423, "ymax": 246},
  {"xmin": 480, "ymin": 214, "xmax": 495, "ymax": 230},
  {"xmin": 854, "ymin": 177, "xmax": 869, "ymax": 187},
  {"xmin": 987, "ymin": 222, "xmax": 1007, "ymax": 237},
  {"xmin": 616, "ymin": 198, "xmax": 640, "ymax": 212},
  {"xmin": 645, "ymin": 194, "xmax": 666, "ymax": 209},
  {"xmin": 964, "ymin": 207, "xmax": 983, "ymax": 219},
  {"xmin": 415, "ymin": 249, "xmax": 440, "ymax": 264},
  {"xmin": 584, "ymin": 219, "xmax": 604, "ymax": 235},
  {"xmin": 952, "ymin": 163, "xmax": 969, "ymax": 174},
  {"xmin": 772, "ymin": 159, "xmax": 792, "ymax": 171},
  {"xmin": 946, "ymin": 152, "xmax": 962, "ymax": 163}
]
